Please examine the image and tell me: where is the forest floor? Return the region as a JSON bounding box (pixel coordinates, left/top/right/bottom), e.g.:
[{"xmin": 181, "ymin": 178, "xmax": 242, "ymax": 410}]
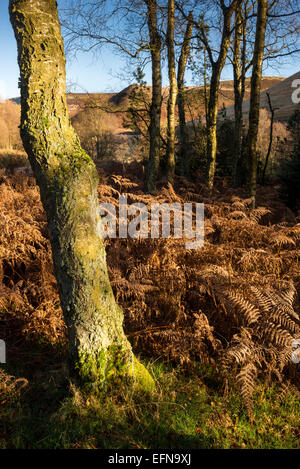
[{"xmin": 0, "ymin": 157, "xmax": 299, "ymax": 449}]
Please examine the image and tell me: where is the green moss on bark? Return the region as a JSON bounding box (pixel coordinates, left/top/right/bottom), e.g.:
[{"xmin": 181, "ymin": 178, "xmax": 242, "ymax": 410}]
[
  {"xmin": 75, "ymin": 347, "xmax": 154, "ymax": 393},
  {"xmin": 9, "ymin": 0, "xmax": 155, "ymax": 394}
]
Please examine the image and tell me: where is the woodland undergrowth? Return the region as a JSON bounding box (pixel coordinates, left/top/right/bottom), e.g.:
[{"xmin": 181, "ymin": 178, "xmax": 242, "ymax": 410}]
[{"xmin": 0, "ymin": 161, "xmax": 299, "ymax": 415}]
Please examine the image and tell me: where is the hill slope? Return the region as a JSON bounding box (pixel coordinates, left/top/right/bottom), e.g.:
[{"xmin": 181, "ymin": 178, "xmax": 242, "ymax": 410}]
[
  {"xmin": 7, "ymin": 76, "xmax": 288, "ymax": 147},
  {"xmin": 222, "ymin": 72, "xmax": 300, "ymax": 122},
  {"xmin": 65, "ymin": 76, "xmax": 285, "ymax": 135}
]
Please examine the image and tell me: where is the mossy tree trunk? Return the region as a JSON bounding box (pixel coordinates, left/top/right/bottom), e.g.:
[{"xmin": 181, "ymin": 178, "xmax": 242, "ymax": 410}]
[
  {"xmin": 9, "ymin": 0, "xmax": 153, "ymax": 392},
  {"xmin": 246, "ymin": 0, "xmax": 268, "ymax": 207},
  {"xmin": 166, "ymin": 0, "xmax": 177, "ymax": 183},
  {"xmin": 203, "ymin": 0, "xmax": 240, "ymax": 191},
  {"xmin": 261, "ymin": 92, "xmax": 277, "ymax": 184},
  {"xmin": 206, "ymin": 67, "xmax": 221, "ymax": 191},
  {"xmin": 232, "ymin": 2, "xmax": 244, "ymax": 185},
  {"xmin": 232, "ymin": 1, "xmax": 252, "ymax": 187},
  {"xmin": 177, "ymin": 11, "xmax": 193, "ymax": 177},
  {"xmin": 145, "ymin": 0, "xmax": 162, "ymax": 194}
]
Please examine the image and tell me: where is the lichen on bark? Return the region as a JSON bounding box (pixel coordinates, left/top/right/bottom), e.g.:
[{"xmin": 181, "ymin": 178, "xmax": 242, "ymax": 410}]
[{"xmin": 9, "ymin": 0, "xmax": 154, "ymax": 393}]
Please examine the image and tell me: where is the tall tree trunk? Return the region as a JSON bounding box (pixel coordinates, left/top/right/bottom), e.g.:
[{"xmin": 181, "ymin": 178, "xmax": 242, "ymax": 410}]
[
  {"xmin": 206, "ymin": 66, "xmax": 220, "ymax": 190},
  {"xmin": 203, "ymin": 50, "xmax": 209, "ymax": 129},
  {"xmin": 247, "ymin": 0, "xmax": 268, "ymax": 207},
  {"xmin": 9, "ymin": 0, "xmax": 153, "ymax": 392},
  {"xmin": 177, "ymin": 11, "xmax": 193, "ymax": 177},
  {"xmin": 232, "ymin": 1, "xmax": 251, "ymax": 186},
  {"xmin": 232, "ymin": 3, "xmax": 244, "ymax": 185},
  {"xmin": 205, "ymin": 1, "xmax": 239, "ymax": 191},
  {"xmin": 146, "ymin": 0, "xmax": 162, "ymax": 194},
  {"xmin": 166, "ymin": 0, "xmax": 177, "ymax": 183},
  {"xmin": 261, "ymin": 92, "xmax": 277, "ymax": 184}
]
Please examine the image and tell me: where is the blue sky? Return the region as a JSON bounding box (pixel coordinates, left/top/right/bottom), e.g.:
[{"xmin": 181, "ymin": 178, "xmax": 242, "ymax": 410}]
[
  {"xmin": 0, "ymin": 0, "xmax": 298, "ymax": 100},
  {"xmin": 0, "ymin": 0, "xmax": 134, "ymax": 99}
]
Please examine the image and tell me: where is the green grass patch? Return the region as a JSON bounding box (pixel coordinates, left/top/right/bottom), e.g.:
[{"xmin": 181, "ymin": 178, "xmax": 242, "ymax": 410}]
[{"xmin": 0, "ymin": 359, "xmax": 299, "ymax": 449}]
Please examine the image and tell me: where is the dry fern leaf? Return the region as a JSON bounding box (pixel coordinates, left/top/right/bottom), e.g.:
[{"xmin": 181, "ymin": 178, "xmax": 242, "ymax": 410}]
[
  {"xmin": 226, "ymin": 291, "xmax": 261, "ymax": 325},
  {"xmin": 270, "ymin": 233, "xmax": 296, "ymax": 247},
  {"xmin": 249, "ymin": 207, "xmax": 271, "ymax": 223},
  {"xmin": 260, "ymin": 322, "xmax": 294, "ymax": 348},
  {"xmin": 237, "ymin": 362, "xmax": 258, "ymax": 414}
]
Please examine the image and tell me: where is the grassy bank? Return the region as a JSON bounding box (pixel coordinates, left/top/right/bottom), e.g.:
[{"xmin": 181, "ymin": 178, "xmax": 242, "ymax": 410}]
[{"xmin": 1, "ymin": 359, "xmax": 299, "ymax": 449}]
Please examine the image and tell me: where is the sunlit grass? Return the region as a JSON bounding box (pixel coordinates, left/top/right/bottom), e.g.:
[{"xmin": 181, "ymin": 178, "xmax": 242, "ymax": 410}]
[{"xmin": 1, "ymin": 359, "xmax": 299, "ymax": 449}]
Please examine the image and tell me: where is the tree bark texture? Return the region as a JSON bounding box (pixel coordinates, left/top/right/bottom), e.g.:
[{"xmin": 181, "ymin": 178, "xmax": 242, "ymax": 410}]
[
  {"xmin": 9, "ymin": 0, "xmax": 154, "ymax": 392},
  {"xmin": 206, "ymin": 0, "xmax": 240, "ymax": 190},
  {"xmin": 166, "ymin": 0, "xmax": 177, "ymax": 183},
  {"xmin": 247, "ymin": 0, "xmax": 268, "ymax": 207},
  {"xmin": 232, "ymin": 2, "xmax": 244, "ymax": 184},
  {"xmin": 177, "ymin": 11, "xmax": 193, "ymax": 177},
  {"xmin": 145, "ymin": 0, "xmax": 162, "ymax": 194}
]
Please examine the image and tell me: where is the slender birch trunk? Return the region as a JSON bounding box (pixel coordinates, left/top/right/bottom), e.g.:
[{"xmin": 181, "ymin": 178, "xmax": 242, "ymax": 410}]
[
  {"xmin": 206, "ymin": 66, "xmax": 221, "ymax": 190},
  {"xmin": 166, "ymin": 0, "xmax": 177, "ymax": 183},
  {"xmin": 261, "ymin": 92, "xmax": 277, "ymax": 184},
  {"xmin": 146, "ymin": 0, "xmax": 162, "ymax": 194},
  {"xmin": 247, "ymin": 0, "xmax": 268, "ymax": 207},
  {"xmin": 206, "ymin": 1, "xmax": 240, "ymax": 191},
  {"xmin": 9, "ymin": 0, "xmax": 154, "ymax": 392},
  {"xmin": 232, "ymin": 1, "xmax": 251, "ymax": 186},
  {"xmin": 177, "ymin": 11, "xmax": 193, "ymax": 177},
  {"xmin": 232, "ymin": 3, "xmax": 244, "ymax": 184}
]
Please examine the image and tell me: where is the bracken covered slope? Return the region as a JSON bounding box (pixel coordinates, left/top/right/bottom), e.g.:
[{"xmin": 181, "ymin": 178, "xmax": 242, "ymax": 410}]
[{"xmin": 0, "ymin": 162, "xmax": 299, "ymax": 413}]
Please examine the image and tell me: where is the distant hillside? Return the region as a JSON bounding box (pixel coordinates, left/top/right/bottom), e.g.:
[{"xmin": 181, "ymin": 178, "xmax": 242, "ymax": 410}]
[
  {"xmin": 64, "ymin": 76, "xmax": 285, "ymax": 135},
  {"xmin": 222, "ymin": 72, "xmax": 300, "ymax": 122},
  {"xmin": 7, "ymin": 76, "xmax": 288, "ymax": 145},
  {"xmin": 67, "ymin": 93, "xmax": 126, "ymax": 135},
  {"xmin": 10, "ymin": 97, "xmax": 21, "ymax": 105},
  {"xmin": 187, "ymin": 76, "xmax": 285, "ymax": 115}
]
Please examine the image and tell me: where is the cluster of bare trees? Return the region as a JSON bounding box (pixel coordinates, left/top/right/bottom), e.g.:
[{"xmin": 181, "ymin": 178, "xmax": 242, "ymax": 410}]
[{"xmin": 62, "ymin": 0, "xmax": 300, "ymax": 203}]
